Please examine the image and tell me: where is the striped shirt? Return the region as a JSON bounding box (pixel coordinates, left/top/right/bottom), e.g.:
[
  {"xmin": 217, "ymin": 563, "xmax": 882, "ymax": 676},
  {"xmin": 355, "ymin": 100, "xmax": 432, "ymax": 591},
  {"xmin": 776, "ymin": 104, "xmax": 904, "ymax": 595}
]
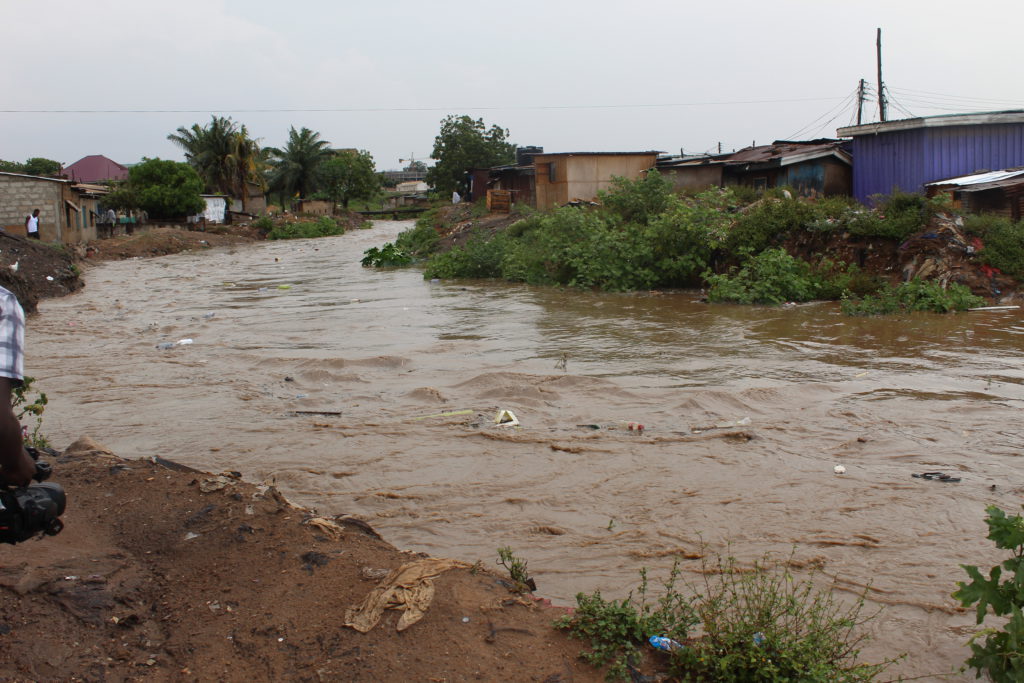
[{"xmin": 0, "ymin": 287, "xmax": 25, "ymax": 385}]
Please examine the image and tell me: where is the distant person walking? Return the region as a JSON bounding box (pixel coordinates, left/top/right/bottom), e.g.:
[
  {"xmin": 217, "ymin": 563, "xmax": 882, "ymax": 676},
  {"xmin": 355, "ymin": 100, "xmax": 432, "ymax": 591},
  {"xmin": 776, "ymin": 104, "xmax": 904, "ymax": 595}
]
[{"xmin": 25, "ymin": 209, "xmax": 40, "ymax": 240}]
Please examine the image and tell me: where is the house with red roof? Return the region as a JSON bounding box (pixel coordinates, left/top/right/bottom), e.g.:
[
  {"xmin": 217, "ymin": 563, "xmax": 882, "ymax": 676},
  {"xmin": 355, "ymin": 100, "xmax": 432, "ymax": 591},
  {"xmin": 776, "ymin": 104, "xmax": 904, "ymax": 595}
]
[{"xmin": 63, "ymin": 155, "xmax": 129, "ymax": 183}]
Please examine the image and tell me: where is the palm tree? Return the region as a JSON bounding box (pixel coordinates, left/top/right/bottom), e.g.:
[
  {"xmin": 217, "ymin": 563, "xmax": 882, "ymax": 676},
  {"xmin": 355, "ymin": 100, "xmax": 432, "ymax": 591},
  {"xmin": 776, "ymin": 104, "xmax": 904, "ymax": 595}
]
[
  {"xmin": 227, "ymin": 125, "xmax": 269, "ymax": 209},
  {"xmin": 267, "ymin": 126, "xmax": 332, "ymax": 201},
  {"xmin": 168, "ymin": 116, "xmax": 238, "ymax": 195}
]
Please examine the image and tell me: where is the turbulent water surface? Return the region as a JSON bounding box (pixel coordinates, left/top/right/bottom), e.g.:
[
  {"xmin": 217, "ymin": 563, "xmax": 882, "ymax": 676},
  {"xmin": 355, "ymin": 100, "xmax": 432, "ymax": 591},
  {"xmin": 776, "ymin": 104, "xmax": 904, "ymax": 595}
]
[{"xmin": 31, "ymin": 220, "xmax": 1024, "ymax": 678}]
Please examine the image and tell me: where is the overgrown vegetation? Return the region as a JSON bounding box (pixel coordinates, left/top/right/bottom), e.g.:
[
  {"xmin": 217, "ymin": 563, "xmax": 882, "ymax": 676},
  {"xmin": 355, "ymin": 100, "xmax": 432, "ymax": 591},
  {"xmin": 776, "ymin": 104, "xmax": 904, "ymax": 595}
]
[
  {"xmin": 953, "ymin": 505, "xmax": 1024, "ymax": 681},
  {"xmin": 964, "ymin": 213, "xmax": 1024, "ymax": 280},
  {"xmin": 556, "ymin": 555, "xmax": 891, "ymax": 682},
  {"xmin": 267, "ymin": 216, "xmax": 345, "ymax": 240},
  {"xmin": 555, "ymin": 560, "xmax": 697, "ymax": 681},
  {"xmin": 13, "ymin": 376, "xmax": 48, "ymax": 449},
  {"xmin": 363, "ymin": 171, "xmax": 1017, "ymax": 312},
  {"xmin": 840, "ymin": 280, "xmax": 984, "ymax": 315}
]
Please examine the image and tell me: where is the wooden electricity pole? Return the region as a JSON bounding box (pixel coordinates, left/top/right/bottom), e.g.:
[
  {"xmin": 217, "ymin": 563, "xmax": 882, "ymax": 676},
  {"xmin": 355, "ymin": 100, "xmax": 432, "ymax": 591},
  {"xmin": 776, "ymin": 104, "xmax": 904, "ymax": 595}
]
[
  {"xmin": 857, "ymin": 78, "xmax": 866, "ymax": 125},
  {"xmin": 876, "ymin": 28, "xmax": 887, "ymax": 122}
]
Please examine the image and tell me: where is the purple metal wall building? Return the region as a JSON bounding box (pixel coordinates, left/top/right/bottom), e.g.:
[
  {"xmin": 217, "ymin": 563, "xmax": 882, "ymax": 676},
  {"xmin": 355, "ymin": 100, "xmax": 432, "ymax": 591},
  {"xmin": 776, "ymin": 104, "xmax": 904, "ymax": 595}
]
[{"xmin": 837, "ymin": 111, "xmax": 1024, "ymax": 203}]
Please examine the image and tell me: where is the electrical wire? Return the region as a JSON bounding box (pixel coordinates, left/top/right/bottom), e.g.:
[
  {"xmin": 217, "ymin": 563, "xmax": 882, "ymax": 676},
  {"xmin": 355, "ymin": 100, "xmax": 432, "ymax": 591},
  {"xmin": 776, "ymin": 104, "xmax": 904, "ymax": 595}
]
[
  {"xmin": 0, "ymin": 95, "xmax": 850, "ymax": 115},
  {"xmin": 785, "ymin": 88, "xmax": 859, "ymax": 140}
]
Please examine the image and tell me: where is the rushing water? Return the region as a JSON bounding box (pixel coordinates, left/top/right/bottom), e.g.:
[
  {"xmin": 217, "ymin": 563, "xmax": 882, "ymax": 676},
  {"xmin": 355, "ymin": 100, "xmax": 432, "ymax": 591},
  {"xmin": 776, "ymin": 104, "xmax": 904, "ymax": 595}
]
[{"xmin": 30, "ymin": 220, "xmax": 1024, "ymax": 678}]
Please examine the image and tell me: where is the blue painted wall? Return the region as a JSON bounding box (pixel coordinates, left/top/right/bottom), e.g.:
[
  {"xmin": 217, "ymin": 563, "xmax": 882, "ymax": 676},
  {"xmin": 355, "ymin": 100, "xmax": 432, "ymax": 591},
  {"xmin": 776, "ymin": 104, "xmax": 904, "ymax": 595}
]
[{"xmin": 851, "ymin": 123, "xmax": 1024, "ymax": 203}]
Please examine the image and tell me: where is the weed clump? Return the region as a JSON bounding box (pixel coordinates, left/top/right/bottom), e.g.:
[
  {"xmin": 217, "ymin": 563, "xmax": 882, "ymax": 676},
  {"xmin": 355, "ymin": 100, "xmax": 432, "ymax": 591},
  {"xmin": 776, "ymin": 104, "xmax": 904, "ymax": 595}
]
[
  {"xmin": 840, "ymin": 280, "xmax": 983, "ymax": 315},
  {"xmin": 268, "ymin": 216, "xmax": 345, "ymax": 240},
  {"xmin": 557, "ymin": 555, "xmax": 893, "ymax": 682}
]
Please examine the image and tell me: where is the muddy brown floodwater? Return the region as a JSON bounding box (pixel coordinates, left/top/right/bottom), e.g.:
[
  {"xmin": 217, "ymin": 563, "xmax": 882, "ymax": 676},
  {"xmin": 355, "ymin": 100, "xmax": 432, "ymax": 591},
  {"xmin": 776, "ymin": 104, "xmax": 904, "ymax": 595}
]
[{"xmin": 29, "ymin": 220, "xmax": 1024, "ymax": 679}]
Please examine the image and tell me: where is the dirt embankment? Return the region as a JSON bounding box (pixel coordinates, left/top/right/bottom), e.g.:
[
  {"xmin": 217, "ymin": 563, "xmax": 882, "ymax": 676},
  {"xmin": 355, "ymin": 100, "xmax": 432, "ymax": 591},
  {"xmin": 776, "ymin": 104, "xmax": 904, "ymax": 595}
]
[{"xmin": 0, "ymin": 439, "xmax": 604, "ymax": 682}]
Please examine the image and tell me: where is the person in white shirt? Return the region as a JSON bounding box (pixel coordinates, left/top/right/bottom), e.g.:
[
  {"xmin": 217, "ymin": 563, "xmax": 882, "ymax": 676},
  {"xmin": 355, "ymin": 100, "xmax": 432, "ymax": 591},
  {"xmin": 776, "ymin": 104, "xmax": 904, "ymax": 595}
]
[{"xmin": 25, "ymin": 209, "xmax": 40, "ymax": 240}]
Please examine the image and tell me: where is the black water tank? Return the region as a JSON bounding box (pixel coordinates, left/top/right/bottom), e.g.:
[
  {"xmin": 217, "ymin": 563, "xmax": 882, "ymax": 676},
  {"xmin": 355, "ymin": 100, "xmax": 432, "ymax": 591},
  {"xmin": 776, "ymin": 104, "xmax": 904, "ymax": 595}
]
[{"xmin": 516, "ymin": 146, "xmax": 543, "ymax": 166}]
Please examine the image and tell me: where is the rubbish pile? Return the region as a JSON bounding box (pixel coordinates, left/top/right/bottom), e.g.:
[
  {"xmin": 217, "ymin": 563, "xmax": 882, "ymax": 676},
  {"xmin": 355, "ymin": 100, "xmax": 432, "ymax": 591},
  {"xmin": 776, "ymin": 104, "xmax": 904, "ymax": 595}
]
[{"xmin": 899, "ymin": 213, "xmax": 1015, "ymax": 298}]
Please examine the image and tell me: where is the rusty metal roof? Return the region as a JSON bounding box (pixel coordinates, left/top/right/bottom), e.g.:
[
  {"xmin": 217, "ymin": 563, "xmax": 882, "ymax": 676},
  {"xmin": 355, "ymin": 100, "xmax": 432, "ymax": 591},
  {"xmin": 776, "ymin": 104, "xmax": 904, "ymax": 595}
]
[{"xmin": 658, "ymin": 140, "xmax": 849, "ymax": 169}]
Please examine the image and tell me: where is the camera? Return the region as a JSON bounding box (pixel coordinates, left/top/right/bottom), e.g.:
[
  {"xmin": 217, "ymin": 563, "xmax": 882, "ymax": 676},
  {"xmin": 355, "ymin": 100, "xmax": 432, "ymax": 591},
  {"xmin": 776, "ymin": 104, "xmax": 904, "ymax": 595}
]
[{"xmin": 0, "ymin": 447, "xmax": 66, "ymax": 544}]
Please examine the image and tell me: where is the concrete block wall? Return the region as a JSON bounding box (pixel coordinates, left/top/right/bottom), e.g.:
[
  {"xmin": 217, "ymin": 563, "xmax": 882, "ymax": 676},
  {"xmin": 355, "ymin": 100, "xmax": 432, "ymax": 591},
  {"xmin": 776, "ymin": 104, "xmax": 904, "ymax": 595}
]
[{"xmin": 0, "ymin": 175, "xmax": 65, "ymax": 240}]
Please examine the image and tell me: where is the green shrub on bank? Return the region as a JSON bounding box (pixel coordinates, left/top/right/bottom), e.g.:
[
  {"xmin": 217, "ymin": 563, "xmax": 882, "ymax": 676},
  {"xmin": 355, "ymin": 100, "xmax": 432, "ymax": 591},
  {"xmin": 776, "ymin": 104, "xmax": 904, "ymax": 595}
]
[
  {"xmin": 840, "ymin": 280, "xmax": 984, "ymax": 315},
  {"xmin": 557, "ymin": 555, "xmax": 892, "ymax": 682},
  {"xmin": 555, "ymin": 561, "xmax": 698, "ymax": 682},
  {"xmin": 268, "ymin": 216, "xmax": 344, "ymax": 240},
  {"xmin": 705, "ymin": 249, "xmax": 821, "ymax": 305},
  {"xmin": 423, "ymin": 229, "xmax": 509, "ymax": 279},
  {"xmin": 670, "ymin": 555, "xmax": 892, "ymax": 682},
  {"xmin": 964, "ymin": 214, "xmax": 1024, "ymax": 280}
]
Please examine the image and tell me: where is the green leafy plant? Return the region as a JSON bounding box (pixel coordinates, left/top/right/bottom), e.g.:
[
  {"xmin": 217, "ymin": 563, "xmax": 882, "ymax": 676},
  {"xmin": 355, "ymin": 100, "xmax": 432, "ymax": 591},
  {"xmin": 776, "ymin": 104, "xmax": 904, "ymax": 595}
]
[
  {"xmin": 13, "ymin": 376, "xmax": 48, "ymax": 448},
  {"xmin": 496, "ymin": 546, "xmax": 534, "ymax": 593},
  {"xmin": 555, "ymin": 561, "xmax": 698, "ymax": 681},
  {"xmin": 840, "ymin": 280, "xmax": 984, "ymax": 316},
  {"xmin": 252, "ymin": 215, "xmax": 274, "ymax": 235},
  {"xmin": 361, "ymin": 243, "xmax": 412, "ymax": 267},
  {"xmin": 671, "ymin": 554, "xmax": 892, "ymax": 682},
  {"xmin": 953, "ymin": 505, "xmax": 1024, "ymax": 681},
  {"xmin": 705, "ymin": 248, "xmax": 821, "ymax": 305}
]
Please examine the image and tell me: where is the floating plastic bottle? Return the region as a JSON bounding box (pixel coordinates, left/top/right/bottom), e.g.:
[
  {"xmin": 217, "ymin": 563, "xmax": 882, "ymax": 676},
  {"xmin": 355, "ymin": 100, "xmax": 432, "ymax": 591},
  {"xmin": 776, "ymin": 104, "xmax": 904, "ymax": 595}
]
[{"xmin": 648, "ymin": 635, "xmax": 684, "ymax": 652}]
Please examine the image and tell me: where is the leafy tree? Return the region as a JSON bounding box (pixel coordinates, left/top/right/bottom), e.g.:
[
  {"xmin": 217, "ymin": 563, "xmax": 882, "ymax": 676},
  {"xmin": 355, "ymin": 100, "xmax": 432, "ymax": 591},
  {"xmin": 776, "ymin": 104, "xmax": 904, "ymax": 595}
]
[
  {"xmin": 317, "ymin": 150, "xmax": 380, "ymax": 209},
  {"xmin": 0, "ymin": 157, "xmax": 62, "ymax": 176},
  {"xmin": 426, "ymin": 115, "xmax": 515, "ymax": 195},
  {"xmin": 168, "ymin": 116, "xmax": 268, "ymax": 201},
  {"xmin": 127, "ymin": 158, "xmax": 205, "ymax": 218},
  {"xmin": 267, "ymin": 126, "xmax": 332, "ymax": 200},
  {"xmin": 405, "ymin": 160, "xmax": 427, "ymax": 173}
]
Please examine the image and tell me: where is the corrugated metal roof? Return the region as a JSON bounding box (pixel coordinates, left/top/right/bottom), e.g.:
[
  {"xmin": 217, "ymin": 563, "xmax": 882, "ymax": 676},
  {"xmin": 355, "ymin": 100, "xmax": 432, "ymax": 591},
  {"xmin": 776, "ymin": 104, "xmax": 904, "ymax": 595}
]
[
  {"xmin": 925, "ymin": 168, "xmax": 1024, "ymax": 187},
  {"xmin": 657, "ymin": 140, "xmax": 848, "ymax": 169},
  {"xmin": 838, "ymin": 110, "xmax": 1024, "ymax": 138},
  {"xmin": 0, "ymin": 171, "xmax": 68, "ymax": 183}
]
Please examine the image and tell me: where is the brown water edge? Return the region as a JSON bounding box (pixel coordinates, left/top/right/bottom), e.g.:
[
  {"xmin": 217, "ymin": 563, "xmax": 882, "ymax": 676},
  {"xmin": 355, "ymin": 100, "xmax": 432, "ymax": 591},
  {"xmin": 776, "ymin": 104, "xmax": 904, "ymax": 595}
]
[{"xmin": 30, "ymin": 220, "xmax": 1024, "ymax": 679}]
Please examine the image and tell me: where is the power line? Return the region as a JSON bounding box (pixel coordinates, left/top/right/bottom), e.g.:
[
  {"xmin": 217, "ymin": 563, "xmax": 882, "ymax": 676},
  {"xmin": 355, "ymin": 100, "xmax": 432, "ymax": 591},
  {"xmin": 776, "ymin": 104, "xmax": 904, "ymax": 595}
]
[
  {"xmin": 785, "ymin": 88, "xmax": 859, "ymax": 140},
  {"xmin": 0, "ymin": 95, "xmax": 850, "ymax": 115}
]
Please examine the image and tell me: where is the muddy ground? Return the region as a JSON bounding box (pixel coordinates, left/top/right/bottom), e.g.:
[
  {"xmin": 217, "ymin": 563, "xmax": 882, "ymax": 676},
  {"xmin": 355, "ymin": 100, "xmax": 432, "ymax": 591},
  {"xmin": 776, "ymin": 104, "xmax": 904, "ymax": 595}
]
[{"xmin": 0, "ymin": 438, "xmax": 606, "ymax": 682}]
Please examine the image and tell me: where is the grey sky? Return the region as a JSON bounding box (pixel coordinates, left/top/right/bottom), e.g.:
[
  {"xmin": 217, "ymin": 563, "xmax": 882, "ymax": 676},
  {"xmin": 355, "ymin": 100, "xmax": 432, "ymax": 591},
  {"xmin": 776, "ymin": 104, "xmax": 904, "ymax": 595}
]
[{"xmin": 4, "ymin": 0, "xmax": 1023, "ymax": 171}]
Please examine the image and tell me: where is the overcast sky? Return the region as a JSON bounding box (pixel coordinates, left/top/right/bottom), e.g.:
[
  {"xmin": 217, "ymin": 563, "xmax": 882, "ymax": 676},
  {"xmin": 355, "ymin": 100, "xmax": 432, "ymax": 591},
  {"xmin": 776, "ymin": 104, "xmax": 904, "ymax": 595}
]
[{"xmin": 4, "ymin": 0, "xmax": 1023, "ymax": 171}]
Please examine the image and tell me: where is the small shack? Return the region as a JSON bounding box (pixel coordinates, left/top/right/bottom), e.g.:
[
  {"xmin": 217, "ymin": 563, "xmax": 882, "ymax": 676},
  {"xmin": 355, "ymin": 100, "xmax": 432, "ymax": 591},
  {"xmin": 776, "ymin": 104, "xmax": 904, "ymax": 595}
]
[
  {"xmin": 657, "ymin": 140, "xmax": 851, "ymax": 197},
  {"xmin": 925, "ymin": 169, "xmax": 1024, "ymax": 221},
  {"xmin": 532, "ymin": 151, "xmax": 660, "ymax": 209}
]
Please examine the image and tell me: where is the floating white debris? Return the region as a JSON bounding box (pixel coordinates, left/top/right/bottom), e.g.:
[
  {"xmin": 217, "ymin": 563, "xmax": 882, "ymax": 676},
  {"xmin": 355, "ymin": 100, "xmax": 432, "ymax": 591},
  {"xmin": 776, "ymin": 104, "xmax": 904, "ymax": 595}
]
[
  {"xmin": 833, "ymin": 465, "xmax": 847, "ymax": 475},
  {"xmin": 495, "ymin": 409, "xmax": 519, "ymax": 427}
]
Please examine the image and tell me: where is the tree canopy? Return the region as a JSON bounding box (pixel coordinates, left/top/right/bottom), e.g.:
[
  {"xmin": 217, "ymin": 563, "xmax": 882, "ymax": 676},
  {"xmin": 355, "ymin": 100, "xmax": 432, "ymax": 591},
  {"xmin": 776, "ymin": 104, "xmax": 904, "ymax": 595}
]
[
  {"xmin": 128, "ymin": 158, "xmax": 205, "ymax": 218},
  {"xmin": 168, "ymin": 116, "xmax": 267, "ymax": 198},
  {"xmin": 267, "ymin": 126, "xmax": 333, "ymax": 199},
  {"xmin": 0, "ymin": 157, "xmax": 62, "ymax": 177},
  {"xmin": 317, "ymin": 150, "xmax": 380, "ymax": 209},
  {"xmin": 426, "ymin": 115, "xmax": 516, "ymax": 195}
]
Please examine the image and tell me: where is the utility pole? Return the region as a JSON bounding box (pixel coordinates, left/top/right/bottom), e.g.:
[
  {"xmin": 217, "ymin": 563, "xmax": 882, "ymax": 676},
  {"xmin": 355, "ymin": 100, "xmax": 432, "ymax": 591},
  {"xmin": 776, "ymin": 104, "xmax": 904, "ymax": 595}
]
[
  {"xmin": 876, "ymin": 28, "xmax": 887, "ymax": 122},
  {"xmin": 717, "ymin": 142, "xmax": 722, "ymax": 154},
  {"xmin": 857, "ymin": 78, "xmax": 866, "ymax": 125}
]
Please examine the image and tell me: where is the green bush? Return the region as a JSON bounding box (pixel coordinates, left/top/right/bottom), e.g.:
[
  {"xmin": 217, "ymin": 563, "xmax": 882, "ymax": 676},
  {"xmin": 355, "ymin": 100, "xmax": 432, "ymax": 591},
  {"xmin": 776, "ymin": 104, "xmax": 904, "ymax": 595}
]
[
  {"xmin": 267, "ymin": 215, "xmax": 345, "ymax": 240},
  {"xmin": 423, "ymin": 230, "xmax": 508, "ymax": 279},
  {"xmin": 598, "ymin": 170, "xmax": 675, "ymax": 225},
  {"xmin": 840, "ymin": 280, "xmax": 984, "ymax": 315},
  {"xmin": 252, "ymin": 216, "xmax": 274, "ymax": 235},
  {"xmin": 964, "ymin": 214, "xmax": 1024, "ymax": 280},
  {"xmin": 555, "ymin": 561, "xmax": 698, "ymax": 682},
  {"xmin": 953, "ymin": 505, "xmax": 1024, "ymax": 681},
  {"xmin": 13, "ymin": 376, "xmax": 48, "ymax": 449},
  {"xmin": 727, "ymin": 198, "xmax": 818, "ymax": 253},
  {"xmin": 361, "ymin": 243, "xmax": 412, "ymax": 267},
  {"xmin": 394, "ymin": 212, "xmax": 442, "ymax": 257},
  {"xmin": 671, "ymin": 555, "xmax": 892, "ymax": 682},
  {"xmin": 705, "ymin": 248, "xmax": 821, "ymax": 305}
]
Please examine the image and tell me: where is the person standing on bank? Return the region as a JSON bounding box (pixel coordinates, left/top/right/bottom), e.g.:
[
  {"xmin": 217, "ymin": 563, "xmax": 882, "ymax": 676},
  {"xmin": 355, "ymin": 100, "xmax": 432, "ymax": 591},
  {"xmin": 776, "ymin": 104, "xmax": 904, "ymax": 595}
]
[
  {"xmin": 25, "ymin": 209, "xmax": 40, "ymax": 240},
  {"xmin": 0, "ymin": 287, "xmax": 36, "ymax": 487}
]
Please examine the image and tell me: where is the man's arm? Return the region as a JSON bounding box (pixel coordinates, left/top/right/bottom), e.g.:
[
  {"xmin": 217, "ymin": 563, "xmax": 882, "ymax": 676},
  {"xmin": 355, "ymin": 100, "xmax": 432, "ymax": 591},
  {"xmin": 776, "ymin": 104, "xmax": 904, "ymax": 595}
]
[{"xmin": 0, "ymin": 378, "xmax": 35, "ymax": 486}]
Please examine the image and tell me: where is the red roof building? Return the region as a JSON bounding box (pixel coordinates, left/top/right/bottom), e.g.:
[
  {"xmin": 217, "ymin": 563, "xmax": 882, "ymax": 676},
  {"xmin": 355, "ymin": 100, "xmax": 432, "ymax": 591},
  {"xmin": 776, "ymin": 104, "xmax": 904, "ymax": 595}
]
[{"xmin": 64, "ymin": 155, "xmax": 129, "ymax": 183}]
